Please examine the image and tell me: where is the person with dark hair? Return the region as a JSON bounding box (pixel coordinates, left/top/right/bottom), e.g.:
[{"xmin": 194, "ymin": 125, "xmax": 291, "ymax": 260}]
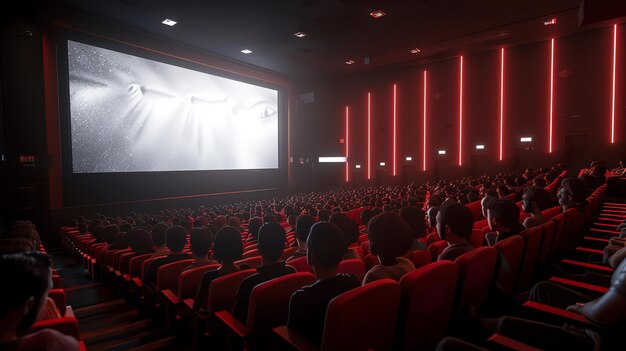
[
  {"xmin": 184, "ymin": 227, "xmax": 217, "ymax": 271},
  {"xmin": 484, "ymin": 198, "xmax": 525, "ymax": 246},
  {"xmin": 533, "ymin": 177, "xmax": 547, "ymax": 188},
  {"xmin": 193, "ymin": 226, "xmax": 248, "ymax": 311},
  {"xmin": 359, "ymin": 209, "xmax": 375, "ymax": 229},
  {"xmin": 144, "ymin": 225, "xmax": 191, "ymax": 287},
  {"xmin": 0, "ymin": 251, "xmax": 79, "ymax": 350},
  {"xmin": 286, "ymin": 215, "xmax": 315, "ymax": 262},
  {"xmin": 329, "ymin": 213, "xmax": 361, "ymax": 259},
  {"xmin": 246, "ymin": 217, "xmax": 263, "ymax": 242},
  {"xmin": 151, "ymin": 222, "xmax": 169, "ymax": 257},
  {"xmin": 426, "ymin": 206, "xmax": 440, "ymax": 230},
  {"xmin": 558, "ymin": 178, "xmax": 591, "ymax": 212},
  {"xmin": 287, "ymin": 222, "xmax": 360, "ymax": 346},
  {"xmin": 127, "ymin": 228, "xmax": 154, "ymax": 254},
  {"xmin": 232, "ymin": 222, "xmax": 296, "ymax": 322},
  {"xmin": 104, "ymin": 224, "xmax": 128, "ymax": 250},
  {"xmin": 399, "ymin": 206, "xmax": 427, "ymax": 250},
  {"xmin": 363, "ymin": 213, "xmax": 414, "ymax": 284},
  {"xmin": 480, "ymin": 194, "xmax": 497, "ymax": 219},
  {"xmin": 317, "ymin": 209, "xmax": 331, "ymax": 222},
  {"xmin": 522, "ymin": 186, "xmax": 551, "ymax": 229},
  {"xmin": 7, "ymin": 221, "xmax": 41, "ymax": 250},
  {"xmin": 437, "ymin": 203, "xmax": 475, "ymax": 261}
]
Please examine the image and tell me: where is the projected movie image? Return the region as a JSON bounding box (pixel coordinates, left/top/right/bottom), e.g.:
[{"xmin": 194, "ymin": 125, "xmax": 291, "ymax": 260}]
[{"xmin": 68, "ymin": 40, "xmax": 279, "ymax": 173}]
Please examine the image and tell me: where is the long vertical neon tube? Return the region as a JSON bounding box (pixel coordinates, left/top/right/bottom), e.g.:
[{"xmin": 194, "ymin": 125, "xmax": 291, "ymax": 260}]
[
  {"xmin": 345, "ymin": 105, "xmax": 349, "ymax": 182},
  {"xmin": 459, "ymin": 56, "xmax": 463, "ymax": 166},
  {"xmin": 367, "ymin": 92, "xmax": 371, "ymax": 180},
  {"xmin": 423, "ymin": 70, "xmax": 427, "ymax": 171},
  {"xmin": 611, "ymin": 24, "xmax": 617, "ymax": 143},
  {"xmin": 393, "ymin": 84, "xmax": 397, "ymax": 176},
  {"xmin": 549, "ymin": 39, "xmax": 554, "ymax": 153},
  {"xmin": 499, "ymin": 48, "xmax": 504, "ymax": 161}
]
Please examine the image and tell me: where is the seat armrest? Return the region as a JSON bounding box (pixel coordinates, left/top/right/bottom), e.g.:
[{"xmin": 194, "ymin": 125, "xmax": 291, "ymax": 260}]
[
  {"xmin": 575, "ymin": 247, "xmax": 604, "ymax": 255},
  {"xmin": 27, "ymin": 315, "xmax": 80, "ymax": 339},
  {"xmin": 549, "ymin": 277, "xmax": 609, "ymax": 294},
  {"xmin": 487, "ymin": 333, "xmax": 542, "ymax": 351},
  {"xmin": 162, "ymin": 289, "xmax": 181, "ymax": 305},
  {"xmin": 132, "ymin": 277, "xmax": 144, "ymax": 288},
  {"xmin": 48, "ymin": 289, "xmax": 67, "ymax": 315},
  {"xmin": 214, "ymin": 310, "xmax": 249, "ymax": 338},
  {"xmin": 273, "ymin": 325, "xmax": 319, "ymax": 351}
]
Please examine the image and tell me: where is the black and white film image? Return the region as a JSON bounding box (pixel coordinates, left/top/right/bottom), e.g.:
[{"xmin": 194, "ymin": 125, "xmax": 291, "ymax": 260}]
[{"xmin": 68, "ymin": 40, "xmax": 279, "ymax": 173}]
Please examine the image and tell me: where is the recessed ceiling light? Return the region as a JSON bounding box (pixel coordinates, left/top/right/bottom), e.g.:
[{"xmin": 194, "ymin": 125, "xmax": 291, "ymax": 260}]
[
  {"xmin": 355, "ymin": 164, "xmax": 361, "ymax": 169},
  {"xmin": 345, "ymin": 59, "xmax": 355, "ymax": 65},
  {"xmin": 241, "ymin": 49, "xmax": 252, "ymax": 54},
  {"xmin": 294, "ymin": 32, "xmax": 307, "ymax": 38},
  {"xmin": 162, "ymin": 19, "xmax": 177, "ymax": 26},
  {"xmin": 410, "ymin": 48, "xmax": 421, "ymax": 54},
  {"xmin": 405, "ymin": 156, "xmax": 413, "ymax": 161},
  {"xmin": 475, "ymin": 144, "xmax": 485, "ymax": 150},
  {"xmin": 379, "ymin": 162, "xmax": 386, "ymax": 166},
  {"xmin": 370, "ymin": 10, "xmax": 386, "ymax": 19},
  {"xmin": 543, "ymin": 18, "xmax": 557, "ymax": 26},
  {"xmin": 520, "ymin": 137, "xmax": 533, "ymax": 142},
  {"xmin": 437, "ymin": 150, "xmax": 446, "ymax": 155}
]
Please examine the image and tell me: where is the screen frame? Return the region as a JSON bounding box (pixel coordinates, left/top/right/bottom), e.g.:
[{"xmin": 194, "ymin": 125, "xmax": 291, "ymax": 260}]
[{"xmin": 56, "ymin": 29, "xmax": 288, "ymax": 206}]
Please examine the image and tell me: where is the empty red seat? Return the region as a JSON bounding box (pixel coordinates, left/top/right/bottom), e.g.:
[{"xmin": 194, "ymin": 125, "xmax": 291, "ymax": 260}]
[
  {"xmin": 407, "ymin": 249, "xmax": 431, "ymax": 269},
  {"xmin": 398, "ymin": 261, "xmax": 458, "ymax": 350},
  {"xmin": 454, "ymin": 247, "xmax": 498, "ymax": 315}
]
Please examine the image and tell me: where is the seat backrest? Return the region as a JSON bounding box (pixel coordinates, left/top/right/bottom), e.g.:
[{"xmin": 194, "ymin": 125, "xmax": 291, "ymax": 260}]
[
  {"xmin": 280, "ymin": 246, "xmax": 298, "ymax": 261},
  {"xmin": 337, "ymin": 259, "xmax": 366, "ymax": 282},
  {"xmin": 207, "ymin": 269, "xmax": 256, "ymax": 314},
  {"xmin": 425, "ymin": 232, "xmax": 441, "ymax": 245},
  {"xmin": 408, "ymin": 249, "xmax": 431, "ymax": 269},
  {"xmin": 104, "ymin": 249, "xmax": 122, "ymax": 267},
  {"xmin": 541, "ymin": 206, "xmax": 562, "ymax": 220},
  {"xmin": 360, "ymin": 240, "xmax": 370, "ymax": 255},
  {"xmin": 117, "ymin": 251, "xmax": 138, "ymax": 274},
  {"xmin": 157, "ymin": 259, "xmax": 195, "ymax": 291},
  {"xmin": 454, "ymin": 246, "xmax": 498, "ymax": 315},
  {"xmin": 128, "ymin": 253, "xmax": 153, "ymax": 278},
  {"xmin": 549, "ymin": 213, "xmax": 566, "ymax": 258},
  {"xmin": 493, "ymin": 236, "xmax": 525, "ymax": 293},
  {"xmin": 112, "ymin": 248, "xmax": 133, "ymax": 270},
  {"xmin": 537, "ymin": 220, "xmax": 556, "ymax": 264},
  {"xmin": 363, "ymin": 254, "xmax": 380, "ymax": 271},
  {"xmin": 469, "ymin": 229, "xmax": 486, "ymax": 248},
  {"xmin": 286, "ymin": 256, "xmax": 313, "ymax": 273},
  {"xmin": 473, "ymin": 219, "xmax": 489, "ymax": 230},
  {"xmin": 428, "ymin": 240, "xmax": 449, "ymax": 261},
  {"xmin": 398, "ymin": 261, "xmax": 458, "ymax": 351},
  {"xmin": 321, "ymin": 279, "xmax": 401, "ymax": 351},
  {"xmin": 519, "ymin": 211, "xmax": 531, "ymax": 223},
  {"xmin": 242, "ymin": 249, "xmax": 261, "ymax": 259},
  {"xmin": 517, "ymin": 227, "xmax": 542, "ymax": 291},
  {"xmin": 562, "ymin": 207, "xmax": 584, "ymax": 246},
  {"xmin": 247, "ymin": 272, "xmax": 316, "ymax": 332},
  {"xmin": 141, "ymin": 257, "xmax": 157, "ymax": 281},
  {"xmin": 235, "ymin": 256, "xmax": 263, "ymax": 268},
  {"xmin": 465, "ymin": 200, "xmax": 483, "ymax": 221},
  {"xmin": 177, "ymin": 264, "xmax": 220, "ymax": 299}
]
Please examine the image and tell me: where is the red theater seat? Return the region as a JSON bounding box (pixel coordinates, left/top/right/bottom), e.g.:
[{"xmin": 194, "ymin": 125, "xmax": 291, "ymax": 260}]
[
  {"xmin": 397, "ymin": 261, "xmax": 458, "ymax": 350},
  {"xmin": 494, "ymin": 236, "xmax": 525, "ymax": 293},
  {"xmin": 454, "ymin": 247, "xmax": 498, "ymax": 316},
  {"xmin": 337, "ymin": 259, "xmax": 366, "ymax": 282}
]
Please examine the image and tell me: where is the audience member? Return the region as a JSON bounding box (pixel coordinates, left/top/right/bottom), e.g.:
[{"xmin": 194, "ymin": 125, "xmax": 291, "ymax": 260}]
[
  {"xmin": 287, "ymin": 222, "xmax": 360, "ymax": 346},
  {"xmin": 437, "ymin": 203, "xmax": 474, "ymax": 261},
  {"xmin": 232, "ymin": 222, "xmax": 296, "ymax": 323},
  {"xmin": 363, "ymin": 213, "xmax": 414, "ymax": 284},
  {"xmin": 521, "ymin": 186, "xmax": 551, "ymax": 229},
  {"xmin": 144, "ymin": 225, "xmax": 191, "ymax": 287},
  {"xmin": 184, "ymin": 227, "xmax": 217, "ymax": 271},
  {"xmin": 484, "ymin": 198, "xmax": 525, "ymax": 246},
  {"xmin": 286, "ymin": 215, "xmax": 315, "ymax": 262}
]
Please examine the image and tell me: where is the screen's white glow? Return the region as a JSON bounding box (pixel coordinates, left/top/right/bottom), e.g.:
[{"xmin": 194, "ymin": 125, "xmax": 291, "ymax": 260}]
[
  {"xmin": 67, "ymin": 40, "xmax": 279, "ymax": 173},
  {"xmin": 318, "ymin": 157, "xmax": 347, "ymax": 163}
]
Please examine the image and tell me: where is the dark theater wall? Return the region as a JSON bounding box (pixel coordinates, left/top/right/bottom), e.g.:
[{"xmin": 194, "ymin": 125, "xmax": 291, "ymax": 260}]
[{"xmin": 294, "ymin": 24, "xmax": 626, "ymax": 185}]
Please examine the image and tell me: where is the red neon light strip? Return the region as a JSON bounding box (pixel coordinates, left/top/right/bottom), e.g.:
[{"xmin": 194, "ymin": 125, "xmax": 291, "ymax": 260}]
[
  {"xmin": 611, "ymin": 24, "xmax": 617, "ymax": 143},
  {"xmin": 459, "ymin": 56, "xmax": 463, "ymax": 166},
  {"xmin": 393, "ymin": 84, "xmax": 397, "ymax": 176},
  {"xmin": 499, "ymin": 48, "xmax": 504, "ymax": 161},
  {"xmin": 367, "ymin": 92, "xmax": 371, "ymax": 180},
  {"xmin": 549, "ymin": 39, "xmax": 554, "ymax": 153},
  {"xmin": 423, "ymin": 70, "xmax": 427, "ymax": 171},
  {"xmin": 345, "ymin": 106, "xmax": 349, "ymax": 182}
]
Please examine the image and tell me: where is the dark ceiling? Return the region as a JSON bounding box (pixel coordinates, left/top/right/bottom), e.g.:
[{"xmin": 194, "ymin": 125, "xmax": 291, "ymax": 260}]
[{"xmin": 31, "ymin": 0, "xmax": 619, "ymax": 81}]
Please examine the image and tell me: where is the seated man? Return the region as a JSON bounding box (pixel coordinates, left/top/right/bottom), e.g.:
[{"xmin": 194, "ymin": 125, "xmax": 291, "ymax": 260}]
[
  {"xmin": 521, "ymin": 186, "xmax": 551, "ymax": 229},
  {"xmin": 0, "ymin": 251, "xmax": 79, "ymax": 351},
  {"xmin": 328, "ymin": 213, "xmax": 361, "ymax": 260},
  {"xmin": 144, "ymin": 225, "xmax": 191, "ymax": 287},
  {"xmin": 232, "ymin": 222, "xmax": 296, "ymax": 323},
  {"xmin": 437, "ymin": 203, "xmax": 475, "ymax": 262},
  {"xmin": 558, "ymin": 178, "xmax": 590, "ymax": 212},
  {"xmin": 484, "ymin": 198, "xmax": 525, "ymax": 246},
  {"xmin": 287, "ymin": 222, "xmax": 360, "ymax": 346},
  {"xmin": 184, "ymin": 227, "xmax": 217, "ymax": 271},
  {"xmin": 286, "ymin": 215, "xmax": 315, "ymax": 262},
  {"xmin": 363, "ymin": 213, "xmax": 414, "ymax": 284}
]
